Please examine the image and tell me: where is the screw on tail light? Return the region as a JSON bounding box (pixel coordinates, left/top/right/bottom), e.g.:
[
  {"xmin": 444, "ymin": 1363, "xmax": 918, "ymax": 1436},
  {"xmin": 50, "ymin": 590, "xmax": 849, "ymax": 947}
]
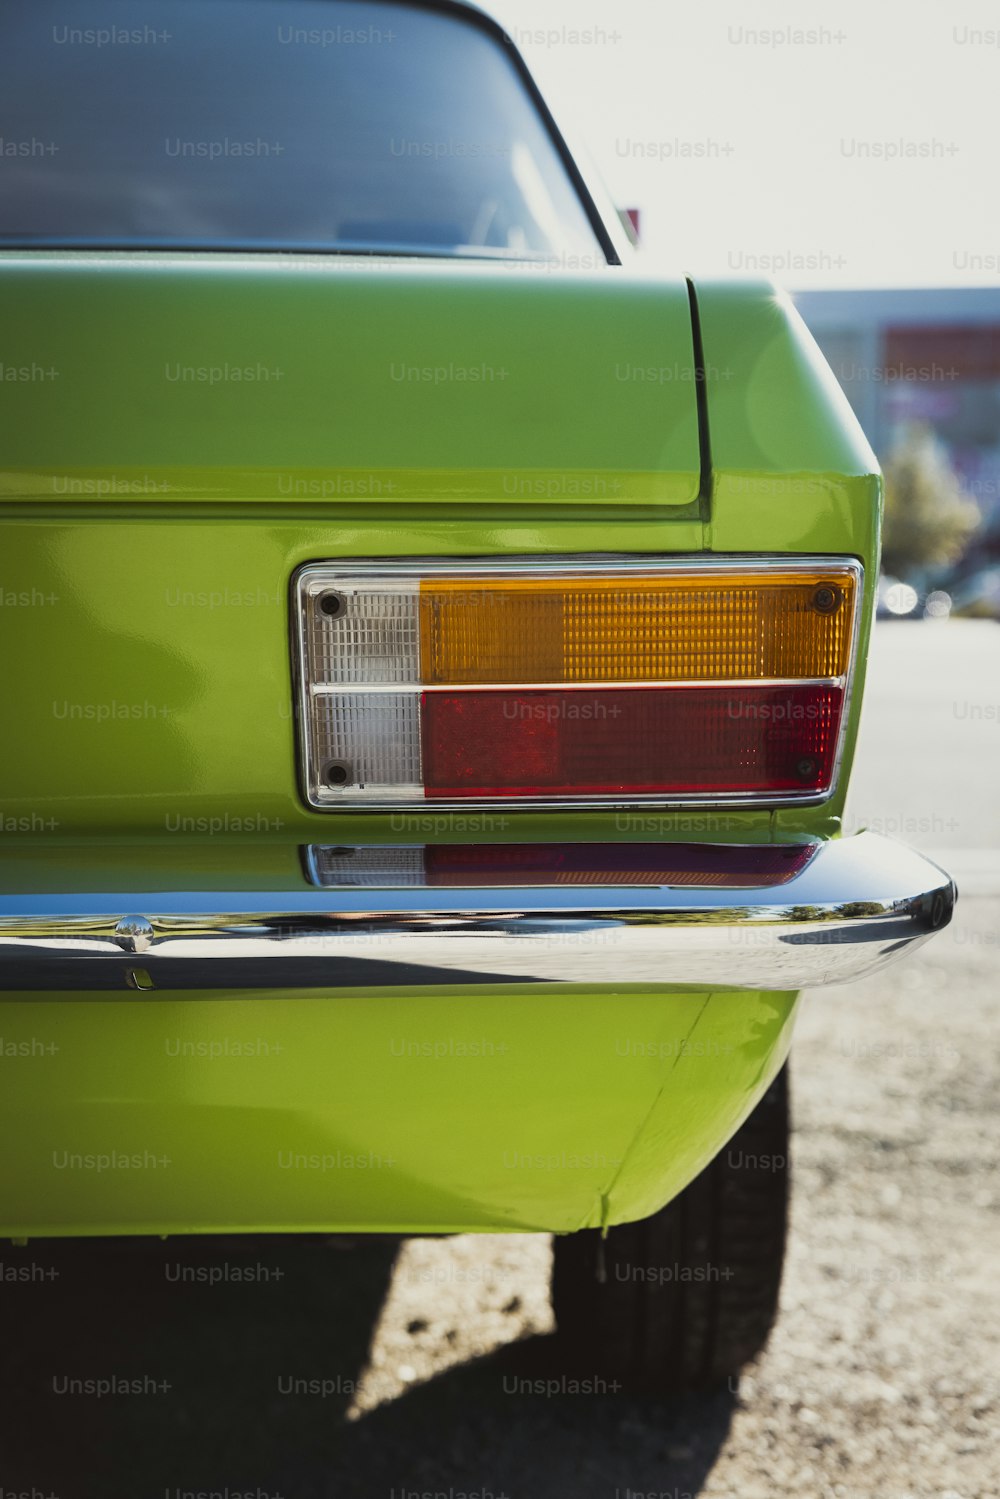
[
  {"xmin": 811, "ymin": 584, "xmax": 843, "ymax": 615},
  {"xmin": 318, "ymin": 590, "xmax": 348, "ymax": 618}
]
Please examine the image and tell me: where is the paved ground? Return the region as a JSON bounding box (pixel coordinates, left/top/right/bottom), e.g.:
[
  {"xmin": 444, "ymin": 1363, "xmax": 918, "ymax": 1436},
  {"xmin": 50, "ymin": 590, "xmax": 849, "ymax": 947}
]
[{"xmin": 2, "ymin": 620, "xmax": 997, "ymax": 1499}]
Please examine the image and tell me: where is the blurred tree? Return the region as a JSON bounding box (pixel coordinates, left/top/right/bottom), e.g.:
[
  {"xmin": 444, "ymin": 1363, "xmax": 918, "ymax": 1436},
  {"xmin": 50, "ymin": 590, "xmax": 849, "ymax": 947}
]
[{"xmin": 881, "ymin": 423, "xmax": 980, "ymax": 577}]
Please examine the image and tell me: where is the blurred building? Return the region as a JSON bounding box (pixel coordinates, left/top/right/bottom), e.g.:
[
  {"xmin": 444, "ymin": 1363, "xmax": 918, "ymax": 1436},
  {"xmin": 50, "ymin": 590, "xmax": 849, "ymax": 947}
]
[{"xmin": 794, "ymin": 288, "xmax": 1000, "ymax": 549}]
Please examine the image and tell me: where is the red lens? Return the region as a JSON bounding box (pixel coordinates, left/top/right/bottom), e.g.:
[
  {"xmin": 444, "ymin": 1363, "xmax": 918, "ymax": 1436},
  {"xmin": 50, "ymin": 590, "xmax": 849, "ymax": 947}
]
[{"xmin": 422, "ymin": 685, "xmax": 842, "ymax": 799}]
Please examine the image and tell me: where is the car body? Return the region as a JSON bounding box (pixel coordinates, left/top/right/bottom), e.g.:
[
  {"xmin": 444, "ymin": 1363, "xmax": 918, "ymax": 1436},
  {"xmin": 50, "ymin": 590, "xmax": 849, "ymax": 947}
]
[{"xmin": 0, "ymin": 0, "xmax": 955, "ymax": 1257}]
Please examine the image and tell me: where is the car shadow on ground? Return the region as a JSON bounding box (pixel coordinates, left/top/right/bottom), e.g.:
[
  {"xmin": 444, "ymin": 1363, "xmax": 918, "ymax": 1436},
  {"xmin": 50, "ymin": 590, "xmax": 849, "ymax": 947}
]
[{"xmin": 2, "ymin": 1236, "xmax": 737, "ymax": 1498}]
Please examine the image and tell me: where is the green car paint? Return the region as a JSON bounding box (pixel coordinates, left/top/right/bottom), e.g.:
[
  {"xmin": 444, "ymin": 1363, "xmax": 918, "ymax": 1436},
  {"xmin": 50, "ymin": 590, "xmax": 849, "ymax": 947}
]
[
  {"xmin": 0, "ymin": 254, "xmax": 701, "ymax": 505},
  {"xmin": 0, "ymin": 985, "xmax": 797, "ymax": 1239}
]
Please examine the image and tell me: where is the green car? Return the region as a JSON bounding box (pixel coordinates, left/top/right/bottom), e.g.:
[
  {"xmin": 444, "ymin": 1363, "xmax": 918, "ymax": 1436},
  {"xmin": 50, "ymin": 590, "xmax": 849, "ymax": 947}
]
[{"xmin": 0, "ymin": 0, "xmax": 955, "ymax": 1393}]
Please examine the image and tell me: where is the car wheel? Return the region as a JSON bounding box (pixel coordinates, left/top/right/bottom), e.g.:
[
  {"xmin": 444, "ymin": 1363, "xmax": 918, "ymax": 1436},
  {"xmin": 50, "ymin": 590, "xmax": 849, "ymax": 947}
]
[{"xmin": 551, "ymin": 1064, "xmax": 790, "ymax": 1394}]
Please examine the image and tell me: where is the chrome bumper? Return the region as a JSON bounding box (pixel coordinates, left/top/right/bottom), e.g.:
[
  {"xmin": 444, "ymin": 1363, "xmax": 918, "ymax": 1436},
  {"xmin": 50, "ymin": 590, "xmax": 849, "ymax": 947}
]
[{"xmin": 0, "ymin": 833, "xmax": 955, "ymax": 993}]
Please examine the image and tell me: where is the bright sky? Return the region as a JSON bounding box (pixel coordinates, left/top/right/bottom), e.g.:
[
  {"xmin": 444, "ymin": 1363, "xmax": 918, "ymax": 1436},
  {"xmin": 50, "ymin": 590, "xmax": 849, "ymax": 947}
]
[{"xmin": 492, "ymin": 0, "xmax": 999, "ymax": 288}]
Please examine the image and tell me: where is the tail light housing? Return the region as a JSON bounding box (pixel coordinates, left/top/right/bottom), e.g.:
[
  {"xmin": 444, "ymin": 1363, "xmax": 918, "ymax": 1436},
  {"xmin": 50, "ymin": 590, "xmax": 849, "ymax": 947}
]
[{"xmin": 292, "ymin": 557, "xmax": 862, "ymax": 810}]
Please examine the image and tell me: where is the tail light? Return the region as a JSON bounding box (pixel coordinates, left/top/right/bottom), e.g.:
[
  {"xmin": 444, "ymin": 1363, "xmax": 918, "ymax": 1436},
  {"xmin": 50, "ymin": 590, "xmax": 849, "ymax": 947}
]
[{"xmin": 293, "ymin": 557, "xmax": 862, "ymax": 810}]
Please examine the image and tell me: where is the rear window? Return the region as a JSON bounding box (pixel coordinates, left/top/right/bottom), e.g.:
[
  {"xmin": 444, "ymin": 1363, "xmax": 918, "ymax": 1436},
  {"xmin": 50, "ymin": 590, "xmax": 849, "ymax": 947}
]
[{"xmin": 0, "ymin": 0, "xmax": 605, "ymax": 259}]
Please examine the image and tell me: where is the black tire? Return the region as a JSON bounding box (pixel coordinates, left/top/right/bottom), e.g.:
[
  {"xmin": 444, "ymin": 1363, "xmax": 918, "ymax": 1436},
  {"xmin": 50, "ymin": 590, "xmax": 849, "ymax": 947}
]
[{"xmin": 551, "ymin": 1064, "xmax": 790, "ymax": 1394}]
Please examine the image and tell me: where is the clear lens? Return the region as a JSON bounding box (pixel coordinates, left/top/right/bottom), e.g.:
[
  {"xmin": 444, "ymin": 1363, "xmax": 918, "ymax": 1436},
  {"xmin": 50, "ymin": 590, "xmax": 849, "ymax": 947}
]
[
  {"xmin": 312, "ymin": 691, "xmax": 422, "ymax": 795},
  {"xmin": 304, "ymin": 579, "xmax": 420, "ymax": 686}
]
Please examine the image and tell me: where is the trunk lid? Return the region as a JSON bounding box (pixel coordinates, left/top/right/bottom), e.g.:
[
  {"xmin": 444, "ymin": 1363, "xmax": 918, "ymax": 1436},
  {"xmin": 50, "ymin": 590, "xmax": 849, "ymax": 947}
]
[{"xmin": 0, "ymin": 253, "xmax": 702, "ymax": 506}]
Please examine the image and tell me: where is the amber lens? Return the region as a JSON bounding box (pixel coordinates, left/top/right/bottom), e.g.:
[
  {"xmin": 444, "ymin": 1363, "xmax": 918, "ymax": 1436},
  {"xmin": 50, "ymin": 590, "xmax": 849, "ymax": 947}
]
[{"xmin": 419, "ymin": 571, "xmax": 856, "ymax": 684}]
